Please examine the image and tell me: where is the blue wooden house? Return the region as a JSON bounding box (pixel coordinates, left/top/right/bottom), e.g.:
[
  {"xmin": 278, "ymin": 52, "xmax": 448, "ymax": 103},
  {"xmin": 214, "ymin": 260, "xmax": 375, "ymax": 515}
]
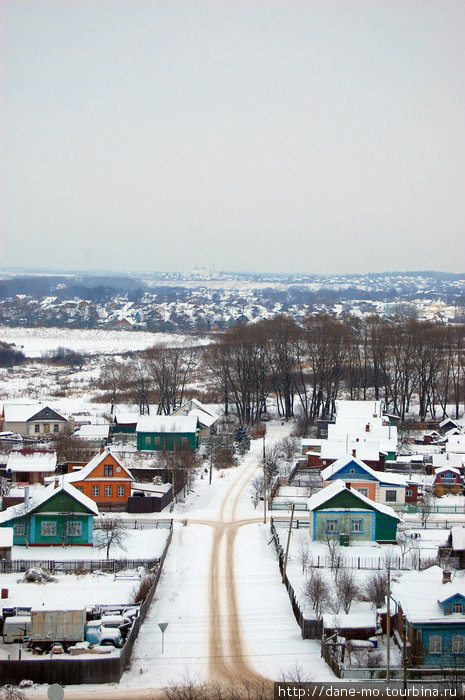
[
  {"xmin": 0, "ymin": 481, "xmax": 99, "ymax": 546},
  {"xmin": 391, "ymin": 566, "xmax": 465, "ymax": 667}
]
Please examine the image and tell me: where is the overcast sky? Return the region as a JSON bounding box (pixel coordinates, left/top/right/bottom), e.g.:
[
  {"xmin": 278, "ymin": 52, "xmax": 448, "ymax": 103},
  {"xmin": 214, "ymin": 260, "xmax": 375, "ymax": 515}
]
[{"xmin": 2, "ymin": 0, "xmax": 465, "ymax": 275}]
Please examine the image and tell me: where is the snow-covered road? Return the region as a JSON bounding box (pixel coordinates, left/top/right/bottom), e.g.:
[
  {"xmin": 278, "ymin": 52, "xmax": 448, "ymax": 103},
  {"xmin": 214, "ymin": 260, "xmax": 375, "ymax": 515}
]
[{"xmin": 25, "ymin": 421, "xmax": 335, "ymax": 698}]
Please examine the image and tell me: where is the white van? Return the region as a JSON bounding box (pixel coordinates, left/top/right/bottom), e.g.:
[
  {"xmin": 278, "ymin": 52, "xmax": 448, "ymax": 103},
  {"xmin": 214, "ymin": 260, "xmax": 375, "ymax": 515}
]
[{"xmin": 3, "ymin": 615, "xmax": 31, "ymax": 643}]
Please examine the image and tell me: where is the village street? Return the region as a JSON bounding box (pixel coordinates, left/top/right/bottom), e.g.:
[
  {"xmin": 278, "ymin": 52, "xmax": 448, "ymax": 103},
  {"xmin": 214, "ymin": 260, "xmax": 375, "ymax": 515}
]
[{"xmin": 26, "ymin": 421, "xmax": 334, "ymax": 699}]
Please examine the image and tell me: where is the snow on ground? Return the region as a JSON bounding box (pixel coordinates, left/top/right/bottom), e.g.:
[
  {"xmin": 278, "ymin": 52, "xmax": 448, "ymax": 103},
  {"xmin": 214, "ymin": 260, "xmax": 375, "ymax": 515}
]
[
  {"xmin": 0, "ymin": 570, "xmax": 138, "ymax": 614},
  {"xmin": 0, "ymin": 327, "xmax": 207, "ymax": 357},
  {"xmin": 11, "ymin": 527, "xmax": 170, "ymax": 561}
]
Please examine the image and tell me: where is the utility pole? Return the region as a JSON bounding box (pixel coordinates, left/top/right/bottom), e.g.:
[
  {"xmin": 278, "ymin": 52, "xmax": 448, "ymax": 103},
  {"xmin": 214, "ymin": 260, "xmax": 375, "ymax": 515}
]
[
  {"xmin": 209, "ymin": 435, "xmax": 213, "ymax": 485},
  {"xmin": 263, "ymin": 433, "xmax": 266, "ymax": 524},
  {"xmin": 282, "ymin": 505, "xmax": 295, "ymax": 583},
  {"xmin": 403, "ymin": 614, "xmax": 408, "ymax": 691},
  {"xmin": 386, "ymin": 569, "xmax": 391, "ymax": 683}
]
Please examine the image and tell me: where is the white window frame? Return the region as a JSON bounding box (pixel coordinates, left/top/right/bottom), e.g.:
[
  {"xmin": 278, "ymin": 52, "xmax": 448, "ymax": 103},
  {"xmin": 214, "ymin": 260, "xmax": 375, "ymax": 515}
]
[
  {"xmin": 67, "ymin": 521, "xmax": 82, "ymax": 537},
  {"xmin": 104, "ymin": 485, "xmax": 112, "ymax": 497},
  {"xmin": 350, "ymin": 518, "xmax": 363, "ymax": 533},
  {"xmin": 429, "ymin": 635, "xmax": 442, "ymax": 654},
  {"xmin": 452, "ymin": 635, "xmax": 465, "ymax": 654},
  {"xmin": 358, "ymin": 488, "xmax": 368, "ymax": 497},
  {"xmin": 41, "ymin": 521, "xmax": 57, "ymax": 537},
  {"xmin": 452, "ymin": 601, "xmax": 463, "ymax": 614},
  {"xmin": 117, "ymin": 485, "xmax": 125, "ymax": 497},
  {"xmin": 325, "ymin": 518, "xmax": 339, "ymax": 533},
  {"xmin": 14, "ymin": 523, "xmax": 25, "ymax": 536},
  {"xmin": 145, "ymin": 436, "xmax": 151, "ymax": 446},
  {"xmin": 92, "ymin": 485, "xmax": 100, "ymax": 497}
]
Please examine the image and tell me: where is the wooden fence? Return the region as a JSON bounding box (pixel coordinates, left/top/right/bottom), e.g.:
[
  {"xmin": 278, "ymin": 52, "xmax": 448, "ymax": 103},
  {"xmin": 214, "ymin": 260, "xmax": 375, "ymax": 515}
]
[
  {"xmin": 269, "ymin": 519, "xmax": 322, "ymax": 640},
  {"xmin": 0, "ymin": 520, "xmax": 174, "ymax": 685}
]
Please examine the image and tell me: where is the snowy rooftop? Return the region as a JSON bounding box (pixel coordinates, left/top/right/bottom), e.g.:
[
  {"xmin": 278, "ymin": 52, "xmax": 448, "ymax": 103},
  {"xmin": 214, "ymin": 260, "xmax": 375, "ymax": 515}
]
[
  {"xmin": 2, "ymin": 402, "xmax": 44, "ymax": 423},
  {"xmin": 136, "ymin": 414, "xmax": 199, "ymax": 433},
  {"xmin": 320, "ymin": 441, "xmax": 383, "ymax": 461},
  {"xmin": 6, "ymin": 449, "xmax": 57, "ymax": 472},
  {"xmin": 391, "ymin": 566, "xmax": 465, "ymax": 623},
  {"xmin": 451, "ymin": 527, "xmax": 465, "ymax": 550},
  {"xmin": 432, "ymin": 453, "xmax": 465, "ymax": 469},
  {"xmin": 307, "ymin": 479, "xmax": 400, "ymax": 520},
  {"xmin": 0, "ymin": 528, "xmax": 13, "ymax": 548},
  {"xmin": 321, "ymin": 456, "xmax": 408, "ymax": 487},
  {"xmin": 64, "ymin": 448, "xmax": 133, "ymax": 484},
  {"xmin": 0, "ymin": 480, "xmax": 99, "ymax": 524},
  {"xmin": 434, "ymin": 465, "xmax": 461, "ymax": 476},
  {"xmin": 74, "ymin": 424, "xmax": 110, "ymax": 439},
  {"xmin": 335, "ymin": 400, "xmax": 383, "ymax": 420}
]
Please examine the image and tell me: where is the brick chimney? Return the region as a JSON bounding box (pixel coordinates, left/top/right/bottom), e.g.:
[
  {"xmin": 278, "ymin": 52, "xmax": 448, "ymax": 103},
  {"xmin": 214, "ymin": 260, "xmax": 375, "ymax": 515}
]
[
  {"xmin": 442, "ymin": 570, "xmax": 452, "ymax": 584},
  {"xmin": 352, "ymin": 449, "xmax": 357, "ymax": 458},
  {"xmin": 365, "ymin": 423, "xmax": 370, "ymax": 432},
  {"xmin": 99, "ymin": 444, "xmax": 105, "ymax": 454}
]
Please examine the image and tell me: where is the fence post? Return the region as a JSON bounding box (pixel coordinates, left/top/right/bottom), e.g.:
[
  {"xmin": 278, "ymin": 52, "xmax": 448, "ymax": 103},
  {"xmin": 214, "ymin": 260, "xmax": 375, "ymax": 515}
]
[{"xmin": 358, "ymin": 557, "xmax": 360, "ymax": 569}]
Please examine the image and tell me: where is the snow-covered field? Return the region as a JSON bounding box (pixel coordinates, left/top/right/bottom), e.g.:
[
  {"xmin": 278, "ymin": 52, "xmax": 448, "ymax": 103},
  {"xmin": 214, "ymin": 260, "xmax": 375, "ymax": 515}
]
[{"xmin": 1, "ymin": 327, "xmax": 207, "ymax": 358}]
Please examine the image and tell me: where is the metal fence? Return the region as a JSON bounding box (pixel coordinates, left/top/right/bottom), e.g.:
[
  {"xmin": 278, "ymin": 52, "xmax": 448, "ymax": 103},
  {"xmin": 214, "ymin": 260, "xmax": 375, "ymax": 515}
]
[
  {"xmin": 93, "ymin": 518, "xmax": 172, "ymax": 530},
  {"xmin": 0, "ymin": 557, "xmax": 159, "ymax": 574}
]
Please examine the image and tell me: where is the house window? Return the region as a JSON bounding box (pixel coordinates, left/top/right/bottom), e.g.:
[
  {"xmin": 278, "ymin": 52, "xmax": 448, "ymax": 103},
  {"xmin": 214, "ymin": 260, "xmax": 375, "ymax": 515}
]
[
  {"xmin": 14, "ymin": 524, "xmax": 25, "ymax": 536},
  {"xmin": 325, "ymin": 519, "xmax": 339, "ymax": 533},
  {"xmin": 350, "ymin": 469, "xmax": 355, "ymax": 474},
  {"xmin": 145, "ymin": 437, "xmax": 151, "ymax": 446},
  {"xmin": 429, "ymin": 635, "xmax": 442, "ymax": 654},
  {"xmin": 75, "ymin": 486, "xmax": 83, "ymax": 492},
  {"xmin": 105, "ymin": 485, "xmax": 112, "ymax": 497},
  {"xmin": 155, "ymin": 437, "xmax": 161, "ymax": 445},
  {"xmin": 53, "ymin": 424, "xmax": 59, "ymax": 433},
  {"xmin": 67, "ymin": 521, "xmax": 82, "ymax": 537},
  {"xmin": 406, "ymin": 489, "xmax": 413, "ymax": 497},
  {"xmin": 92, "ymin": 485, "xmax": 100, "ymax": 497},
  {"xmin": 358, "ymin": 488, "xmax": 368, "ymax": 497},
  {"xmin": 104, "ymin": 465, "xmax": 113, "ymax": 476},
  {"xmin": 350, "ymin": 519, "xmax": 363, "ymax": 534},
  {"xmin": 117, "ymin": 485, "xmax": 125, "ymax": 497},
  {"xmin": 34, "ymin": 424, "xmax": 40, "ymax": 433},
  {"xmin": 41, "ymin": 521, "xmax": 57, "ymax": 537},
  {"xmin": 182, "ymin": 437, "xmax": 188, "ymax": 446},
  {"xmin": 43, "ymin": 423, "xmax": 50, "ymax": 433},
  {"xmin": 452, "ymin": 635, "xmax": 465, "ymax": 654},
  {"xmin": 452, "ymin": 601, "xmax": 463, "ymax": 614},
  {"xmin": 385, "ymin": 490, "xmax": 397, "ymax": 502}
]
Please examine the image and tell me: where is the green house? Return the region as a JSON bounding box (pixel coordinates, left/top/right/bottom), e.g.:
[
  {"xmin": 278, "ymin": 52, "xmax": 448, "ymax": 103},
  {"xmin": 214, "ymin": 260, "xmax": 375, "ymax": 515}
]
[
  {"xmin": 136, "ymin": 414, "xmax": 200, "ymax": 452},
  {"xmin": 0, "ymin": 481, "xmax": 99, "ymax": 546},
  {"xmin": 307, "ymin": 479, "xmax": 400, "ymax": 543}
]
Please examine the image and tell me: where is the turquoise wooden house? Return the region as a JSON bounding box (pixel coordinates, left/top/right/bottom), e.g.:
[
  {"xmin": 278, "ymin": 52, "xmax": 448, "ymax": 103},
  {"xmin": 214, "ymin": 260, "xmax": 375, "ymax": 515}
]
[
  {"xmin": 392, "ymin": 566, "xmax": 465, "ymax": 667},
  {"xmin": 136, "ymin": 414, "xmax": 200, "ymax": 452},
  {"xmin": 0, "ymin": 481, "xmax": 99, "ymax": 546},
  {"xmin": 307, "ymin": 479, "xmax": 400, "ymax": 543}
]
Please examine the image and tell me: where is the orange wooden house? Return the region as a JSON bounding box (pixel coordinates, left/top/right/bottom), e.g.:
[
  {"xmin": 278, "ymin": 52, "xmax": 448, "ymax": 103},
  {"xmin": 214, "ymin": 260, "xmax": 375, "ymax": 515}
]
[{"xmin": 64, "ymin": 448, "xmax": 134, "ymax": 512}]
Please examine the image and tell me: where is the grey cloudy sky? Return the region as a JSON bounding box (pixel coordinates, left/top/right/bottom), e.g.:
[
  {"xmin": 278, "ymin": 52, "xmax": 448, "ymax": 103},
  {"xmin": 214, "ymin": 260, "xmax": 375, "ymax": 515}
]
[{"xmin": 2, "ymin": 0, "xmax": 465, "ymax": 275}]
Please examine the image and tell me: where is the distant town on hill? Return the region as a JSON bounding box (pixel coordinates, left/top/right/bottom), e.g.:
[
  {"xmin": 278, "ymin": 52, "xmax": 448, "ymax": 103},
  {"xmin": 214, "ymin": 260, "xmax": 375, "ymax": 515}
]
[{"xmin": 0, "ymin": 269, "xmax": 464, "ymax": 331}]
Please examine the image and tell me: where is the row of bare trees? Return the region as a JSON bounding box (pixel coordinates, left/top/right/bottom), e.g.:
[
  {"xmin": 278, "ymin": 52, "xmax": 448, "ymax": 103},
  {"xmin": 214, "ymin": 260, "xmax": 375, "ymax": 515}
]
[
  {"xmin": 97, "ymin": 315, "xmax": 465, "ymax": 425},
  {"xmin": 206, "ymin": 315, "xmax": 465, "ymax": 424}
]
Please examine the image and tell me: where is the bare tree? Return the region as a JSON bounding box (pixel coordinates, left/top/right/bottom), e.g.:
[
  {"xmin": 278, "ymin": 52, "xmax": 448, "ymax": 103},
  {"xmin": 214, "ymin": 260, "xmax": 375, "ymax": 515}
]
[
  {"xmin": 250, "ymin": 475, "xmax": 264, "ymax": 508},
  {"xmin": 295, "ymin": 533, "xmax": 312, "ymax": 574},
  {"xmin": 303, "ymin": 569, "xmax": 331, "ymax": 618},
  {"xmin": 335, "ymin": 568, "xmax": 359, "ymax": 614},
  {"xmin": 418, "ymin": 489, "xmax": 435, "ymax": 528},
  {"xmin": 360, "ymin": 571, "xmax": 388, "ymax": 608},
  {"xmin": 95, "ymin": 516, "xmax": 128, "ymax": 559}
]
